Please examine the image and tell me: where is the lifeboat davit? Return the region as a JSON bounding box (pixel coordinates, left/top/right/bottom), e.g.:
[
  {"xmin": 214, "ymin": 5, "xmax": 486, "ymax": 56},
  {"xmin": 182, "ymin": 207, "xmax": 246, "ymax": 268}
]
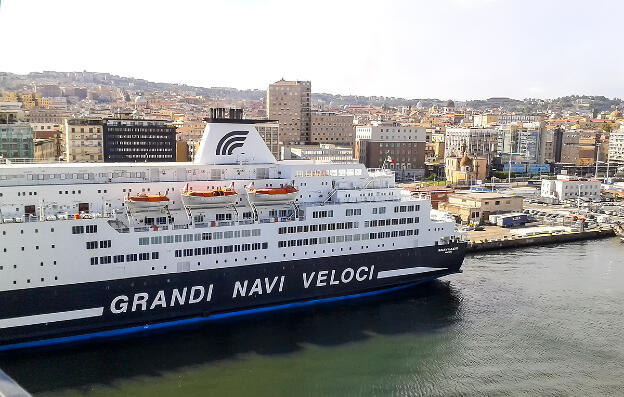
[
  {"xmin": 125, "ymin": 192, "xmax": 170, "ymax": 212},
  {"xmin": 182, "ymin": 183, "xmax": 238, "ymax": 208},
  {"xmin": 248, "ymin": 182, "xmax": 298, "ymax": 206}
]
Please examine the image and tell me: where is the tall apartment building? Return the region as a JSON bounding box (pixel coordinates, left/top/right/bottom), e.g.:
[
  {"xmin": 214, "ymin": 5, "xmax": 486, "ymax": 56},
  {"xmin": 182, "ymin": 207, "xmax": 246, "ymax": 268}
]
[
  {"xmin": 561, "ymin": 130, "xmax": 598, "ymax": 166},
  {"xmin": 266, "ymin": 79, "xmax": 311, "ymax": 145},
  {"xmin": 0, "ymin": 104, "xmax": 34, "ymax": 160},
  {"xmin": 497, "ymin": 122, "xmax": 543, "ymax": 163},
  {"xmin": 256, "ymin": 121, "xmax": 280, "ymax": 160},
  {"xmin": 444, "ymin": 128, "xmax": 499, "ymax": 160},
  {"xmin": 608, "ymin": 130, "xmax": 624, "ymax": 164},
  {"xmin": 540, "ymin": 127, "xmax": 564, "ymax": 163},
  {"xmin": 310, "ymin": 112, "xmax": 354, "ymax": 148},
  {"xmin": 103, "ymin": 118, "xmax": 176, "ymax": 162},
  {"xmin": 64, "ymin": 118, "xmax": 104, "ymax": 162},
  {"xmin": 355, "ymin": 122, "xmax": 426, "ymax": 180}
]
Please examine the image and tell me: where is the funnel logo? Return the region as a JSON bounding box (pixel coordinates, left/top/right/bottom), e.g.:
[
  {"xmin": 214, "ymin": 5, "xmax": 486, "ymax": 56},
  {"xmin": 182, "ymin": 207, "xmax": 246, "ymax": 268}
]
[{"xmin": 216, "ymin": 131, "xmax": 249, "ymax": 155}]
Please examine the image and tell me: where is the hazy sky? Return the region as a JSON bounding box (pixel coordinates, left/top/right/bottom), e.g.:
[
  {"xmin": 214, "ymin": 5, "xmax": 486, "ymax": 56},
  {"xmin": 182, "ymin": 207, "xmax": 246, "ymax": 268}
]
[{"xmin": 1, "ymin": 0, "xmax": 622, "ymax": 100}]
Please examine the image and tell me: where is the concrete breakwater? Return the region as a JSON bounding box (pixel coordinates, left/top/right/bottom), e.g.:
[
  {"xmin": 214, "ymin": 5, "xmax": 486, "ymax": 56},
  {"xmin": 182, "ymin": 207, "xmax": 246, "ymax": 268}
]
[{"xmin": 467, "ymin": 228, "xmax": 616, "ymax": 253}]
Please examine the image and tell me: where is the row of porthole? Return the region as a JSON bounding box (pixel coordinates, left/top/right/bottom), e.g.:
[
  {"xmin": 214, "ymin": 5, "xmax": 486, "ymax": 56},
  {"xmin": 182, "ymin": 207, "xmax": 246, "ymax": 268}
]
[
  {"xmin": 1, "ymin": 260, "xmax": 57, "ymax": 270},
  {"xmin": 1, "ymin": 228, "xmax": 55, "ymax": 236},
  {"xmin": 10, "ymin": 276, "xmax": 58, "ymax": 285},
  {"xmin": 280, "ymin": 244, "xmax": 387, "ymax": 258}
]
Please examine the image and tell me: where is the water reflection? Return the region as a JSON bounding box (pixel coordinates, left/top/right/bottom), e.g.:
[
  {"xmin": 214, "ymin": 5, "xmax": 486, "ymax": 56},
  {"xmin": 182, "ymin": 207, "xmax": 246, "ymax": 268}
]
[{"xmin": 1, "ymin": 281, "xmax": 462, "ymax": 394}]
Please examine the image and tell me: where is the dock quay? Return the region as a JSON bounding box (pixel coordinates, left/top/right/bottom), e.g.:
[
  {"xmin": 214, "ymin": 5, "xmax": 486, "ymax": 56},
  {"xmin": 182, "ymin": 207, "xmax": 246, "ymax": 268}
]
[{"xmin": 467, "ymin": 227, "xmax": 616, "ymax": 253}]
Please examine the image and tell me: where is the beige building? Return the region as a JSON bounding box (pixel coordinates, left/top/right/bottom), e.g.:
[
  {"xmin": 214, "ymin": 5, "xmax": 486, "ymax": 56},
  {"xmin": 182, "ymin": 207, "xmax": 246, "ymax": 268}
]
[
  {"xmin": 311, "ymin": 112, "xmax": 354, "ymax": 148},
  {"xmin": 34, "ymin": 138, "xmax": 58, "ymax": 163},
  {"xmin": 439, "ymin": 192, "xmax": 523, "ymax": 224},
  {"xmin": 64, "ymin": 118, "xmax": 104, "ymax": 162},
  {"xmin": 267, "ymin": 79, "xmax": 311, "ymax": 145},
  {"xmin": 444, "ymin": 153, "xmax": 488, "ymax": 185},
  {"xmin": 176, "ymin": 117, "xmax": 206, "ymax": 142},
  {"xmin": 256, "ymin": 121, "xmax": 280, "ymax": 160}
]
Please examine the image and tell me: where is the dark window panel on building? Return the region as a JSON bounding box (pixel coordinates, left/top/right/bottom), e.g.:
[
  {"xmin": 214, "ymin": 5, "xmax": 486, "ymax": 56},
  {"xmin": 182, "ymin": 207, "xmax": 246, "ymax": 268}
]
[{"xmin": 103, "ymin": 118, "xmax": 177, "ymax": 162}]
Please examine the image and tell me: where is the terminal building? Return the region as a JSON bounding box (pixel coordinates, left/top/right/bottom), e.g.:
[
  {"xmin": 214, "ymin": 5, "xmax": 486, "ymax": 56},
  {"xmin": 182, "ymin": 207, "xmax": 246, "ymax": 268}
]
[{"xmin": 540, "ymin": 175, "xmax": 601, "ymax": 203}]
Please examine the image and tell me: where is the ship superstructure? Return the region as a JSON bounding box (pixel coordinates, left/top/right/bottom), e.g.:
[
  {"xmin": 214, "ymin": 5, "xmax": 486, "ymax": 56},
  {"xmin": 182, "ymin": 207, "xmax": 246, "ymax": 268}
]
[{"xmin": 0, "ymin": 112, "xmax": 465, "ymax": 349}]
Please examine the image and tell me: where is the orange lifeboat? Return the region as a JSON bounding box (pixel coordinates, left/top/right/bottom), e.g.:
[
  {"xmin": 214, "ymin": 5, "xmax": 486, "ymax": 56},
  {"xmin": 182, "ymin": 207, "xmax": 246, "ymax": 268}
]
[
  {"xmin": 125, "ymin": 192, "xmax": 170, "ymax": 212},
  {"xmin": 182, "ymin": 183, "xmax": 239, "ymax": 208},
  {"xmin": 248, "ymin": 182, "xmax": 298, "ymax": 205}
]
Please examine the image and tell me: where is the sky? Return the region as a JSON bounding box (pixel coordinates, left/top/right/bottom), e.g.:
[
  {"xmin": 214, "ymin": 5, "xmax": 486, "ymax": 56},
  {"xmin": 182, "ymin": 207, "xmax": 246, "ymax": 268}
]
[{"xmin": 0, "ymin": 0, "xmax": 623, "ymax": 100}]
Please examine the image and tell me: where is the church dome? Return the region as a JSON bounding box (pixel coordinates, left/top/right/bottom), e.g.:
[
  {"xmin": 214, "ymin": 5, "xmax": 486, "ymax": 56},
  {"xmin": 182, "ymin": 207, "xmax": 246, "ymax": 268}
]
[{"xmin": 460, "ymin": 154, "xmax": 473, "ymax": 167}]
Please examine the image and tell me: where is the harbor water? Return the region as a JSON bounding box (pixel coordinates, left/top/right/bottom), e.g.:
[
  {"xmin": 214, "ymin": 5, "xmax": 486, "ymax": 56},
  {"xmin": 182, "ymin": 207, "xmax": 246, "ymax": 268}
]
[{"xmin": 1, "ymin": 238, "xmax": 623, "ymax": 396}]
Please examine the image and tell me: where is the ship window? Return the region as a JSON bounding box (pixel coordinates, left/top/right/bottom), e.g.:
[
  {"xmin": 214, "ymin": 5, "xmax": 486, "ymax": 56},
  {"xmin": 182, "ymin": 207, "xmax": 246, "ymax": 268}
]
[
  {"xmin": 242, "ymin": 230, "xmax": 251, "ymax": 237},
  {"xmin": 175, "ymin": 235, "xmax": 182, "ymax": 243},
  {"xmin": 72, "ymin": 226, "xmax": 84, "ymax": 234},
  {"xmin": 183, "ymin": 234, "xmax": 193, "ymax": 242},
  {"xmin": 90, "ymin": 257, "xmax": 98, "ymax": 265},
  {"xmin": 151, "ymin": 236, "xmax": 162, "ymax": 244},
  {"xmin": 138, "ymin": 237, "xmax": 149, "ymax": 246},
  {"xmin": 252, "ymin": 229, "xmax": 260, "ymax": 236},
  {"xmin": 100, "ymin": 256, "xmax": 111, "ymax": 264},
  {"xmin": 126, "ymin": 253, "xmax": 138, "ymax": 262},
  {"xmin": 202, "ymin": 233, "xmax": 212, "ymax": 241},
  {"xmin": 114, "ymin": 255, "xmax": 125, "ymax": 263},
  {"xmin": 100, "ymin": 240, "xmax": 111, "ymax": 248},
  {"xmin": 86, "ymin": 241, "xmax": 97, "ymax": 249},
  {"xmin": 224, "ymin": 231, "xmax": 234, "ymax": 239}
]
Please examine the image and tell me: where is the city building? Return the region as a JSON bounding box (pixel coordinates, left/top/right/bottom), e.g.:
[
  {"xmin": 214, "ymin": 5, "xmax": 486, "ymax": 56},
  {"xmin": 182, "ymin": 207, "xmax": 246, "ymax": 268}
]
[
  {"xmin": 540, "ymin": 127, "xmax": 563, "ymax": 163},
  {"xmin": 103, "ymin": 118, "xmax": 176, "ymax": 162},
  {"xmin": 473, "ymin": 114, "xmax": 499, "ymax": 127},
  {"xmin": 35, "ymin": 84, "xmax": 62, "ymax": 97},
  {"xmin": 310, "ymin": 112, "xmax": 354, "ymax": 148},
  {"xmin": 497, "ymin": 122, "xmax": 543, "ymax": 163},
  {"xmin": 444, "ymin": 152, "xmax": 488, "ymax": 185},
  {"xmin": 0, "ymin": 102, "xmax": 34, "ymax": 160},
  {"xmin": 497, "ymin": 114, "xmax": 543, "ymax": 124},
  {"xmin": 256, "ymin": 121, "xmax": 280, "ymax": 160},
  {"xmin": 540, "ymin": 175, "xmax": 601, "ymax": 203},
  {"xmin": 438, "ymin": 192, "xmax": 523, "ymax": 224},
  {"xmin": 281, "ymin": 144, "xmax": 354, "ymax": 163},
  {"xmin": 355, "ymin": 122, "xmax": 426, "ymax": 180},
  {"xmin": 266, "ymin": 79, "xmax": 311, "ymax": 145},
  {"xmin": 64, "ymin": 118, "xmax": 104, "ymax": 162},
  {"xmin": 34, "ymin": 130, "xmax": 62, "ymax": 160},
  {"xmin": 561, "ymin": 130, "xmax": 598, "ymax": 166},
  {"xmin": 444, "ymin": 127, "xmax": 499, "ymax": 160},
  {"xmin": 34, "ymin": 138, "xmax": 58, "ymax": 163},
  {"xmin": 608, "ymin": 130, "xmax": 624, "ymax": 164}
]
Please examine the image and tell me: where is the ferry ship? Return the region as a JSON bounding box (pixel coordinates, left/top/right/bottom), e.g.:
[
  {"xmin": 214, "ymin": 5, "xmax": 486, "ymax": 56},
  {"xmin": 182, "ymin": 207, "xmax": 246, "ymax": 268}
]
[{"xmin": 0, "ymin": 111, "xmax": 465, "ymax": 350}]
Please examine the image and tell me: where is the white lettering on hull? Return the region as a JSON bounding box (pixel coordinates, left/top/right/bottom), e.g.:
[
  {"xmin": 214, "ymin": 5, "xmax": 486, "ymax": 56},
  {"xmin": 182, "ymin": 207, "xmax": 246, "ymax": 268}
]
[
  {"xmin": 303, "ymin": 266, "xmax": 375, "ymax": 288},
  {"xmin": 232, "ymin": 276, "xmax": 286, "ymax": 298},
  {"xmin": 110, "ymin": 284, "xmax": 214, "ymax": 314}
]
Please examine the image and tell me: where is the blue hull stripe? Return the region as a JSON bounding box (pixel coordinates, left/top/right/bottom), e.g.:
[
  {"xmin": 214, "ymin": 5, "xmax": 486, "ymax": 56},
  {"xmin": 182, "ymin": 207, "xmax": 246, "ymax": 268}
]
[{"xmin": 0, "ymin": 278, "xmax": 437, "ymax": 352}]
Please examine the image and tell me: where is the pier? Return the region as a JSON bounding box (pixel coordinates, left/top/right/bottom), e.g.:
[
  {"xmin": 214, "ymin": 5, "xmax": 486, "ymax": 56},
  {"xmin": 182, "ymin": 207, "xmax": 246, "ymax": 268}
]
[{"xmin": 467, "ymin": 227, "xmax": 616, "ymax": 253}]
